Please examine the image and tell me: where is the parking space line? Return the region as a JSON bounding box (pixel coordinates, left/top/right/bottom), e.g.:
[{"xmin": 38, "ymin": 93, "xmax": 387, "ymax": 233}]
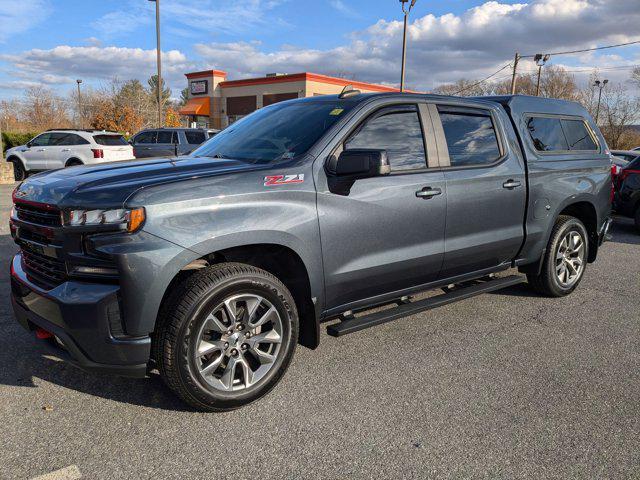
[{"xmin": 31, "ymin": 465, "xmax": 82, "ymax": 480}]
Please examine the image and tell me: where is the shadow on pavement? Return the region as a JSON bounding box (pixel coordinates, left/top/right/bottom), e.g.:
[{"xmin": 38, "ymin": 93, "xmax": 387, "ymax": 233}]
[{"xmin": 609, "ymin": 217, "xmax": 640, "ymax": 246}]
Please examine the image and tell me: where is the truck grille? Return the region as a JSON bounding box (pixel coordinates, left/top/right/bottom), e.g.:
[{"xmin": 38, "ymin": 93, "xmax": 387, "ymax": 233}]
[
  {"xmin": 21, "ymin": 248, "xmax": 67, "ymax": 287},
  {"xmin": 15, "ymin": 203, "xmax": 62, "ymax": 227}
]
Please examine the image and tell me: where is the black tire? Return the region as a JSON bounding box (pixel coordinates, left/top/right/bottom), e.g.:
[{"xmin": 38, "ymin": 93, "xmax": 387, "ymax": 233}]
[
  {"xmin": 154, "ymin": 262, "xmax": 298, "ymax": 412},
  {"xmin": 527, "ymin": 215, "xmax": 589, "ymax": 297},
  {"xmin": 634, "ymin": 206, "xmax": 640, "ymax": 233},
  {"xmin": 10, "ymin": 159, "xmax": 26, "ymax": 181}
]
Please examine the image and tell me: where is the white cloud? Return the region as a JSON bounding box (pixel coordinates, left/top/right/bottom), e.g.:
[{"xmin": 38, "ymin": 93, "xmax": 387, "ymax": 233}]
[
  {"xmin": 0, "ymin": 0, "xmax": 51, "ymax": 42},
  {"xmin": 194, "ymin": 0, "xmax": 640, "ymax": 91},
  {"xmin": 330, "ymin": 0, "xmax": 359, "ymax": 18},
  {"xmin": 1, "ymin": 0, "xmax": 639, "ymax": 97}
]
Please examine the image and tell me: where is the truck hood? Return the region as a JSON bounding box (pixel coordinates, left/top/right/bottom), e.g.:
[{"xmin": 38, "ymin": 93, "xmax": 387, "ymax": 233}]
[{"xmin": 12, "ymin": 156, "xmax": 265, "ymax": 209}]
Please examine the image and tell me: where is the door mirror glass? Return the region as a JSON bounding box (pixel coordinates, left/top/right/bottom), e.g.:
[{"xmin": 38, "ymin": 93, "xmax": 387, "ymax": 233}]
[{"xmin": 327, "ymin": 149, "xmax": 391, "ymax": 179}]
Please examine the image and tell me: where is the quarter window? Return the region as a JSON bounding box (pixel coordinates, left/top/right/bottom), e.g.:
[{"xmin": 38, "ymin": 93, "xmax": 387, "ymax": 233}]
[
  {"xmin": 439, "ymin": 110, "xmax": 501, "ymax": 166},
  {"xmin": 185, "ymin": 131, "xmax": 206, "ymax": 145},
  {"xmin": 345, "ymin": 108, "xmax": 427, "ymax": 171},
  {"xmin": 560, "ymin": 119, "xmax": 598, "ymax": 151}
]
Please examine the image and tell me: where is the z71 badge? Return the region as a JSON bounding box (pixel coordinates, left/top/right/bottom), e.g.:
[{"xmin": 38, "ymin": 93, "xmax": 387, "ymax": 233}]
[{"xmin": 264, "ymin": 174, "xmax": 305, "ymax": 186}]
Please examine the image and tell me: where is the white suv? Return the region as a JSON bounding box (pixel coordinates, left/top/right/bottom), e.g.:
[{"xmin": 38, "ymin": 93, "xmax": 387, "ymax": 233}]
[{"xmin": 5, "ymin": 129, "xmax": 135, "ymax": 181}]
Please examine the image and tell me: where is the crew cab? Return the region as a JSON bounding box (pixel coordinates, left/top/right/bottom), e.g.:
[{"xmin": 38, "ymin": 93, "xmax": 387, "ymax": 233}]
[
  {"xmin": 9, "ymin": 92, "xmax": 612, "ymax": 411},
  {"xmin": 5, "ymin": 129, "xmax": 135, "ymax": 180}
]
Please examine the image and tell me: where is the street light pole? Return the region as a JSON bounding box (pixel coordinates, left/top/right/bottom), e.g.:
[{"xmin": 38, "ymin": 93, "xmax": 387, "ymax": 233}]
[
  {"xmin": 150, "ymin": 0, "xmax": 163, "ymax": 128},
  {"xmin": 534, "ymin": 54, "xmax": 550, "ymax": 97},
  {"xmin": 399, "ymin": 0, "xmax": 417, "ymax": 92},
  {"xmin": 76, "ymin": 79, "xmax": 83, "ymax": 129},
  {"xmin": 593, "ymin": 79, "xmax": 608, "ymax": 125}
]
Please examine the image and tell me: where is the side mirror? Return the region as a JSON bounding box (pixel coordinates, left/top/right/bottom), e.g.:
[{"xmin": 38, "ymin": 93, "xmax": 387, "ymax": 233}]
[
  {"xmin": 26, "ymin": 141, "xmax": 32, "ymax": 148},
  {"xmin": 327, "ymin": 149, "xmax": 391, "ymax": 179}
]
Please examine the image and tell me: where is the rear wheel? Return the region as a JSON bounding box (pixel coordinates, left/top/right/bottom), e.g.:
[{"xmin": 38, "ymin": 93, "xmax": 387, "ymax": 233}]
[
  {"xmin": 10, "ymin": 159, "xmax": 26, "ymax": 181},
  {"xmin": 154, "ymin": 263, "xmax": 298, "ymax": 412},
  {"xmin": 527, "ymin": 215, "xmax": 588, "ymax": 297},
  {"xmin": 65, "ymin": 159, "xmax": 83, "ymax": 167}
]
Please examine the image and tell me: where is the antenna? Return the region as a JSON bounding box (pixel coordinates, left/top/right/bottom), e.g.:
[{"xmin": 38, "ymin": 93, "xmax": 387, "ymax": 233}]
[{"xmin": 339, "ymin": 85, "xmax": 361, "ymax": 99}]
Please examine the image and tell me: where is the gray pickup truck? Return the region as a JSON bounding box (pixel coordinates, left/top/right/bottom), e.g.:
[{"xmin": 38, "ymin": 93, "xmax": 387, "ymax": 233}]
[{"xmin": 10, "ymin": 92, "xmax": 612, "ymax": 411}]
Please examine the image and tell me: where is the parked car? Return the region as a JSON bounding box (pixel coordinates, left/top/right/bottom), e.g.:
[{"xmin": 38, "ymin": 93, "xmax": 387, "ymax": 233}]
[
  {"xmin": 5, "ymin": 129, "xmax": 134, "ymax": 181},
  {"xmin": 613, "ymin": 155, "xmax": 640, "ymax": 231},
  {"xmin": 10, "ymin": 93, "xmax": 612, "ymax": 411},
  {"xmin": 131, "ymin": 128, "xmax": 219, "ymax": 158},
  {"xmin": 610, "ymin": 150, "xmax": 639, "ymax": 162},
  {"xmin": 611, "ymin": 155, "xmax": 629, "ymax": 181}
]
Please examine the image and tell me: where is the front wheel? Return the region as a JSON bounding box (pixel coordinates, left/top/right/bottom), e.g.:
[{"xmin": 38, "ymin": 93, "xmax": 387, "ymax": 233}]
[
  {"xmin": 154, "ymin": 263, "xmax": 298, "ymax": 412},
  {"xmin": 527, "ymin": 215, "xmax": 589, "ymax": 297},
  {"xmin": 11, "ymin": 160, "xmax": 26, "ymax": 181}
]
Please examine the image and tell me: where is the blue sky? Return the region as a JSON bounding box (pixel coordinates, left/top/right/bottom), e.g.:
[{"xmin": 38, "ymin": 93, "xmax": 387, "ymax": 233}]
[{"xmin": 0, "ymin": 0, "xmax": 639, "ymax": 100}]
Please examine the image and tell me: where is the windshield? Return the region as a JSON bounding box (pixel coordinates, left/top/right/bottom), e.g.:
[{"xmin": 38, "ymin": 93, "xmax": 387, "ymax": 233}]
[{"xmin": 191, "ymin": 100, "xmax": 355, "ymax": 163}]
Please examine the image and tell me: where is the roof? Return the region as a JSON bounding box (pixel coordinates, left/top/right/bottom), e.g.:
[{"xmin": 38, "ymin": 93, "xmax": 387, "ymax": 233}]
[
  {"xmin": 219, "ymin": 72, "xmax": 401, "ymax": 93},
  {"xmin": 186, "ymin": 70, "xmax": 227, "ymax": 80},
  {"xmin": 480, "ymin": 95, "xmax": 592, "ymax": 118}
]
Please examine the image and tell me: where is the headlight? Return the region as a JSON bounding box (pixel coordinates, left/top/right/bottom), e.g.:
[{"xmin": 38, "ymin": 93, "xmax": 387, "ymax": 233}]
[{"xmin": 64, "ymin": 207, "xmax": 145, "ymax": 232}]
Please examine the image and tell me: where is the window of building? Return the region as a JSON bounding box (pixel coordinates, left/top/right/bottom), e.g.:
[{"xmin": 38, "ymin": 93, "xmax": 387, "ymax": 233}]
[
  {"xmin": 527, "ymin": 117, "xmax": 569, "ymax": 151},
  {"xmin": 345, "ymin": 107, "xmax": 427, "ymax": 171},
  {"xmin": 560, "ymin": 119, "xmax": 598, "ymax": 151},
  {"xmin": 185, "ymin": 131, "xmax": 206, "ymax": 145},
  {"xmin": 439, "ymin": 110, "xmax": 501, "ymax": 166}
]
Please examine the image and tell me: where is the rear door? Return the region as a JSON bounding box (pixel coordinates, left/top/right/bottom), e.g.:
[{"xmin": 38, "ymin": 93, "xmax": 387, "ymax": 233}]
[
  {"xmin": 433, "ymin": 104, "xmax": 526, "ymax": 278},
  {"xmin": 317, "ymin": 103, "xmax": 447, "ymax": 312},
  {"xmin": 153, "ymin": 131, "xmax": 178, "ymax": 157},
  {"xmin": 49, "ymin": 133, "xmax": 90, "ymax": 168}
]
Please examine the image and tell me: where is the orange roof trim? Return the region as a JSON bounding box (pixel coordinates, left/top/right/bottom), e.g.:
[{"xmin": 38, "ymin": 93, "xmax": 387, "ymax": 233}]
[
  {"xmin": 220, "ymin": 72, "xmax": 400, "ymax": 92},
  {"xmin": 179, "ymin": 97, "xmax": 210, "ymax": 116}
]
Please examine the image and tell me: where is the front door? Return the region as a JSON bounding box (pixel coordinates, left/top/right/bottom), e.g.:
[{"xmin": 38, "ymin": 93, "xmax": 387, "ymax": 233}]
[
  {"xmin": 317, "ymin": 104, "xmax": 447, "ymax": 313},
  {"xmin": 22, "ymin": 133, "xmax": 52, "ymax": 170},
  {"xmin": 433, "ymin": 104, "xmax": 527, "ymax": 278}
]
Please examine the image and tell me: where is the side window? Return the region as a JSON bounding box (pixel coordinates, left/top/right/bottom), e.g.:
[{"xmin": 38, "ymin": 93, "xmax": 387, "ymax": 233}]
[
  {"xmin": 527, "ymin": 117, "xmax": 568, "ymax": 151},
  {"xmin": 58, "ymin": 134, "xmax": 89, "ymax": 146},
  {"xmin": 438, "ymin": 110, "xmax": 501, "ymax": 166},
  {"xmin": 135, "ymin": 131, "xmax": 157, "ymax": 144},
  {"xmin": 185, "ymin": 131, "xmax": 206, "ymax": 145},
  {"xmin": 157, "ymin": 131, "xmax": 174, "ymax": 144},
  {"xmin": 345, "ymin": 107, "xmax": 427, "ymax": 171},
  {"xmin": 560, "ymin": 119, "xmax": 598, "ymax": 151}
]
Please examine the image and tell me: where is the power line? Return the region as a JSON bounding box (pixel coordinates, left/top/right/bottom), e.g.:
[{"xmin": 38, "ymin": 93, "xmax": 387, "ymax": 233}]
[
  {"xmin": 453, "ymin": 62, "xmax": 512, "ymax": 95},
  {"xmin": 521, "ymin": 39, "xmax": 640, "ymax": 58}
]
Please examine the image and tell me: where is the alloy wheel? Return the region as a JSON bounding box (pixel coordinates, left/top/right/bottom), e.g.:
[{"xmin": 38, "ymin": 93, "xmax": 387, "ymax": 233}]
[
  {"xmin": 193, "ymin": 293, "xmax": 283, "ymax": 392},
  {"xmin": 555, "ymin": 230, "xmax": 585, "ymax": 287}
]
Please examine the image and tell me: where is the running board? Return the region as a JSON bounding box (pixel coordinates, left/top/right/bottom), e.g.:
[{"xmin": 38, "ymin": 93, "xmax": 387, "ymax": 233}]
[{"xmin": 326, "ymin": 275, "xmax": 525, "ymax": 337}]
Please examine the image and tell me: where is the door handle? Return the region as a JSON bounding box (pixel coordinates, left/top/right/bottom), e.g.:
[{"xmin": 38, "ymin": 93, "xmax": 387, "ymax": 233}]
[
  {"xmin": 36, "ymin": 149, "xmax": 46, "ymax": 152},
  {"xmin": 415, "ymin": 187, "xmax": 442, "ymax": 199},
  {"xmin": 502, "ymin": 179, "xmax": 522, "ymax": 189},
  {"xmin": 61, "ymin": 149, "xmax": 70, "ymax": 152}
]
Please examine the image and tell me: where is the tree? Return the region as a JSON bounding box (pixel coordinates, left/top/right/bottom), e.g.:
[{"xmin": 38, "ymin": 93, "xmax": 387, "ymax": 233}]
[
  {"xmin": 91, "ymin": 99, "xmax": 144, "ymax": 136},
  {"xmin": 164, "ymin": 107, "xmax": 183, "ymax": 127},
  {"xmin": 21, "ymin": 86, "xmax": 70, "ymax": 131},
  {"xmin": 179, "ymin": 88, "xmax": 189, "ymax": 107},
  {"xmin": 148, "ymin": 74, "xmax": 171, "ymax": 107}
]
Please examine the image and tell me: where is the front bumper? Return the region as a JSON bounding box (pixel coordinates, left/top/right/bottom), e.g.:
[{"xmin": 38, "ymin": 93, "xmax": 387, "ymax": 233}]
[{"xmin": 10, "ymin": 253, "xmax": 150, "ymax": 378}]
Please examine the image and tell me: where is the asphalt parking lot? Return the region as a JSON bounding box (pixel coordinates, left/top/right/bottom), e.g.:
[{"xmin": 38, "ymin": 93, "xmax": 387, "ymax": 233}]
[{"xmin": 0, "ymin": 183, "xmax": 638, "ymax": 480}]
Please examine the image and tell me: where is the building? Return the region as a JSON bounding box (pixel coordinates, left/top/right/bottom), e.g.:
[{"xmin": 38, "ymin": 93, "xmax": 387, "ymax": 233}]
[{"xmin": 178, "ymin": 70, "xmax": 400, "ymax": 129}]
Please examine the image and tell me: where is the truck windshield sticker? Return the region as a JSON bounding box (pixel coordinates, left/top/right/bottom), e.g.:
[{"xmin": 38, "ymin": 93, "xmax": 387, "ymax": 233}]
[
  {"xmin": 264, "ymin": 174, "xmax": 305, "ymax": 186},
  {"xmin": 329, "ymin": 108, "xmax": 344, "ymax": 116}
]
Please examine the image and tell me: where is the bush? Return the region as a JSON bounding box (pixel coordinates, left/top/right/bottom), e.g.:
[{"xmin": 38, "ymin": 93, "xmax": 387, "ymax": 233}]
[{"xmin": 2, "ymin": 132, "xmax": 39, "ymax": 154}]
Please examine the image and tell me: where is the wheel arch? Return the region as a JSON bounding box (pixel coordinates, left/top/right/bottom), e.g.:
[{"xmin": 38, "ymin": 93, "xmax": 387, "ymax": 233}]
[
  {"xmin": 557, "ymin": 200, "xmax": 599, "ymax": 262},
  {"xmin": 65, "ymin": 158, "xmax": 84, "ymax": 167},
  {"xmin": 158, "ymin": 242, "xmax": 320, "ymax": 350}
]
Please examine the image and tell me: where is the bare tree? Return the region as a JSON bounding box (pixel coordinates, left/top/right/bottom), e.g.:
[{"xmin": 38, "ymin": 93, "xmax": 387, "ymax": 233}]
[{"xmin": 21, "ymin": 86, "xmax": 70, "ymax": 131}]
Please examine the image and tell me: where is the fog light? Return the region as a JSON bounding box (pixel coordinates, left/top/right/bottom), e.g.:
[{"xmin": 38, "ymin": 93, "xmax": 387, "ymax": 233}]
[{"xmin": 72, "ymin": 266, "xmax": 118, "ymax": 276}]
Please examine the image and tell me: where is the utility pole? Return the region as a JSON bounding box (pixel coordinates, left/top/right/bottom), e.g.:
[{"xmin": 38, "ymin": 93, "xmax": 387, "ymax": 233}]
[
  {"xmin": 534, "ymin": 54, "xmax": 550, "ymax": 96},
  {"xmin": 399, "ymin": 0, "xmax": 417, "ymax": 92},
  {"xmin": 593, "ymin": 79, "xmax": 608, "ymax": 124},
  {"xmin": 150, "ymin": 0, "xmax": 163, "ymax": 127},
  {"xmin": 510, "ymin": 52, "xmax": 520, "ymax": 95},
  {"xmin": 76, "ymin": 79, "xmax": 83, "ymax": 129}
]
